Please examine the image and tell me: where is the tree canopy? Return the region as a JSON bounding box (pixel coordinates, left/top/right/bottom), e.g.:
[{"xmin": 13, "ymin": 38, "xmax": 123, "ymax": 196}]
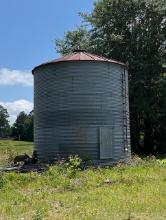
[
  {"xmin": 56, "ymin": 26, "xmax": 91, "ymax": 55},
  {"xmin": 11, "ymin": 111, "xmax": 33, "ymax": 141},
  {"xmin": 0, "ymin": 105, "xmax": 10, "ymax": 138},
  {"xmin": 56, "ymin": 0, "xmax": 166, "ymax": 154}
]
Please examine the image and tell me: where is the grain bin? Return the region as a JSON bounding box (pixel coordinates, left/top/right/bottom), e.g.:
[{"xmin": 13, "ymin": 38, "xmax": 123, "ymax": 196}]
[{"xmin": 32, "ymin": 50, "xmax": 131, "ymax": 163}]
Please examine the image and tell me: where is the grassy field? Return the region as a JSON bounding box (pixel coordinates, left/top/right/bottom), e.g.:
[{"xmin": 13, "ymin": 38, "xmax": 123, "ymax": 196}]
[
  {"xmin": 0, "ymin": 140, "xmax": 33, "ymax": 166},
  {"xmin": 0, "ymin": 140, "xmax": 166, "ymax": 220}
]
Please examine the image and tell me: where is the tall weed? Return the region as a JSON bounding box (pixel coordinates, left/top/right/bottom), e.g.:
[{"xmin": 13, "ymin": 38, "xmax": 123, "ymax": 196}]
[{"xmin": 66, "ymin": 155, "xmax": 82, "ymax": 178}]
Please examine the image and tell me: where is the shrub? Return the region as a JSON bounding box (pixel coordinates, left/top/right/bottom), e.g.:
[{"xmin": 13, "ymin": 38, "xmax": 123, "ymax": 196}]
[{"xmin": 66, "ymin": 155, "xmax": 82, "ymax": 178}]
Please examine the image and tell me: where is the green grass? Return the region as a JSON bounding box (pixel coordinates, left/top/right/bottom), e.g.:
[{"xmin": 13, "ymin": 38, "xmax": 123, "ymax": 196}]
[
  {"xmin": 0, "ymin": 140, "xmax": 166, "ymax": 220},
  {"xmin": 0, "ymin": 140, "xmax": 33, "ymax": 165}
]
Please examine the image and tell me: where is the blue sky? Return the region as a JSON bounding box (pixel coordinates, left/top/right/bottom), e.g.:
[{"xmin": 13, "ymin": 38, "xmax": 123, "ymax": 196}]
[{"xmin": 0, "ymin": 0, "xmax": 94, "ymax": 123}]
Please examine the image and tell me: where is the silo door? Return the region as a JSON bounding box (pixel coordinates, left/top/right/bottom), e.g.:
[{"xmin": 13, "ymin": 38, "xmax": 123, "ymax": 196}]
[{"xmin": 100, "ymin": 127, "xmax": 113, "ymax": 159}]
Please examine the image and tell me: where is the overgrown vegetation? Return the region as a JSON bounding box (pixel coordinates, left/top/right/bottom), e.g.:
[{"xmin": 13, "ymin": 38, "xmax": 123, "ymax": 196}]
[
  {"xmin": 0, "ymin": 140, "xmax": 33, "ymax": 165},
  {"xmin": 0, "ymin": 141, "xmax": 166, "ymax": 219},
  {"xmin": 65, "ymin": 155, "xmax": 82, "ymax": 178}
]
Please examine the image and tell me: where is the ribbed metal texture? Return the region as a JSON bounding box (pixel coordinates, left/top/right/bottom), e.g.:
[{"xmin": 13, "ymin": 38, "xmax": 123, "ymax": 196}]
[{"xmin": 33, "ymin": 61, "xmax": 131, "ymax": 162}]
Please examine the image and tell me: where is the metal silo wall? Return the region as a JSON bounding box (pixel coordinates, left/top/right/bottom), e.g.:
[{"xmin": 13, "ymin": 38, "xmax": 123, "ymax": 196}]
[{"xmin": 34, "ymin": 61, "xmax": 130, "ymax": 162}]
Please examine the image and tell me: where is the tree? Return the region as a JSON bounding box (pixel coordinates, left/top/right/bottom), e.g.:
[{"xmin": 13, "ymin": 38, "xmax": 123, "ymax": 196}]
[
  {"xmin": 56, "ymin": 0, "xmax": 166, "ymax": 154},
  {"xmin": 56, "ymin": 26, "xmax": 91, "ymax": 55},
  {"xmin": 23, "ymin": 110, "xmax": 34, "ymax": 141},
  {"xmin": 12, "ymin": 111, "xmax": 27, "ymax": 140},
  {"xmin": 11, "ymin": 111, "xmax": 33, "ymax": 141},
  {"xmin": 0, "ymin": 105, "xmax": 10, "ymax": 138}
]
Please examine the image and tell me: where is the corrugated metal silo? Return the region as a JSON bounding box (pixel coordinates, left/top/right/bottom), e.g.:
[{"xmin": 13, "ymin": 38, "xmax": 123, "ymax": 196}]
[{"xmin": 32, "ymin": 50, "xmax": 131, "ymax": 163}]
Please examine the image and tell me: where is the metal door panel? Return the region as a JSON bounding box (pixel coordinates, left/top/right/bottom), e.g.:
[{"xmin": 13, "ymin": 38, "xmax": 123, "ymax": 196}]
[{"xmin": 100, "ymin": 127, "xmax": 113, "ymax": 159}]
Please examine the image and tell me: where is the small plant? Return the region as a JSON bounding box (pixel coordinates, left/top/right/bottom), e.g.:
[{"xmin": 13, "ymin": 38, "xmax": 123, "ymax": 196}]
[
  {"xmin": 66, "ymin": 155, "xmax": 82, "ymax": 178},
  {"xmin": 0, "ymin": 173, "xmax": 5, "ymax": 189},
  {"xmin": 32, "ymin": 210, "xmax": 44, "ymax": 220},
  {"xmin": 5, "ymin": 147, "xmax": 17, "ymax": 165}
]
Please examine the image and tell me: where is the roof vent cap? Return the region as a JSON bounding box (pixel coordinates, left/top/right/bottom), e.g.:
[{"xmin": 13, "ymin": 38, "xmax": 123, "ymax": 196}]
[{"xmin": 72, "ymin": 49, "xmax": 87, "ymax": 53}]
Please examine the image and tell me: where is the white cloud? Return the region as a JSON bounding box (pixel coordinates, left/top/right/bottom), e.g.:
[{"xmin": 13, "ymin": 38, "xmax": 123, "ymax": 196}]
[
  {"xmin": 0, "ymin": 99, "xmax": 33, "ymax": 124},
  {"xmin": 0, "ymin": 68, "xmax": 33, "ymax": 86}
]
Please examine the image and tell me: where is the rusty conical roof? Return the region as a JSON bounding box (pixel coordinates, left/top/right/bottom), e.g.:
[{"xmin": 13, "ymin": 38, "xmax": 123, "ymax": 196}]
[{"xmin": 32, "ymin": 50, "xmax": 126, "ymax": 73}]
